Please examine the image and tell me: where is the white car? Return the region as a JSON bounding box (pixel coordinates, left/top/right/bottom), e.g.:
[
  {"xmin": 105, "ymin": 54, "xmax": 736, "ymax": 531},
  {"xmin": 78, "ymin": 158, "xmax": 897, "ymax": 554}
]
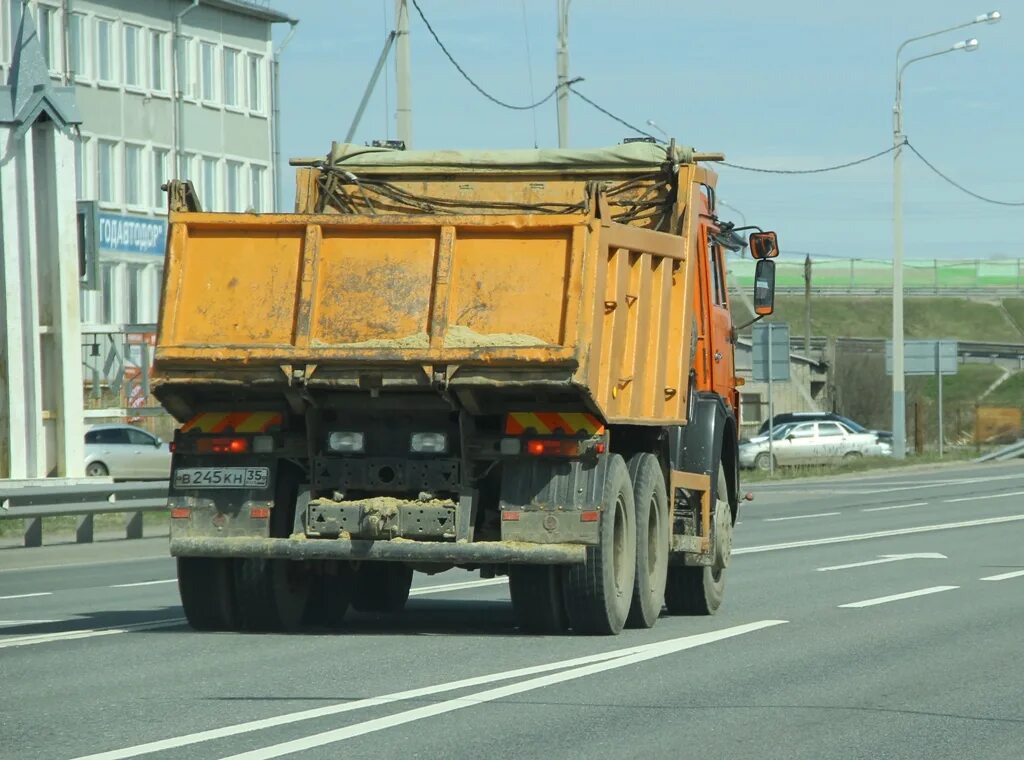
[
  {"xmin": 84, "ymin": 424, "xmax": 172, "ymax": 479},
  {"xmin": 740, "ymin": 421, "xmax": 891, "ymax": 471}
]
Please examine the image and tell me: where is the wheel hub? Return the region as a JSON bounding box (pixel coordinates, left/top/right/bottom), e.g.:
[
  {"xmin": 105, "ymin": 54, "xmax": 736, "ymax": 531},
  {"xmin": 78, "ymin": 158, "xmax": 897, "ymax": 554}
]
[{"xmin": 713, "ymin": 502, "xmax": 733, "ymax": 570}]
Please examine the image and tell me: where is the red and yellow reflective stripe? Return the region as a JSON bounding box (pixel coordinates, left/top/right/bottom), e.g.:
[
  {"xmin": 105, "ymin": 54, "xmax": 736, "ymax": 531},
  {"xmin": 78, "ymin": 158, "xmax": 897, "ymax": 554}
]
[
  {"xmin": 180, "ymin": 411, "xmax": 283, "ymax": 434},
  {"xmin": 505, "ymin": 412, "xmax": 605, "ymax": 436}
]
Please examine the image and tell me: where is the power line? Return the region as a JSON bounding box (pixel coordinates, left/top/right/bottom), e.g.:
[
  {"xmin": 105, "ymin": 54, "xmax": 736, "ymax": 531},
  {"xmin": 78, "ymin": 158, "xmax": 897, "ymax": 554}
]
[
  {"xmin": 519, "ymin": 0, "xmax": 539, "ymax": 147},
  {"xmin": 905, "ymin": 141, "xmax": 1024, "ymax": 208},
  {"xmin": 568, "ymin": 85, "xmax": 657, "ymax": 140},
  {"xmin": 718, "ymin": 146, "xmax": 898, "ymax": 174},
  {"xmin": 410, "ymin": 0, "xmax": 561, "ymax": 111}
]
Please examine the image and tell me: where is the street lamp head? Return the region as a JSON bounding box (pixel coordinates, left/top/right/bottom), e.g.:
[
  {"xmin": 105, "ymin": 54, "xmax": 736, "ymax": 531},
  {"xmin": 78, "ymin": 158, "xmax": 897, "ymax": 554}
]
[
  {"xmin": 953, "ymin": 38, "xmax": 980, "ymax": 51},
  {"xmin": 975, "ymin": 10, "xmax": 1001, "ymax": 23}
]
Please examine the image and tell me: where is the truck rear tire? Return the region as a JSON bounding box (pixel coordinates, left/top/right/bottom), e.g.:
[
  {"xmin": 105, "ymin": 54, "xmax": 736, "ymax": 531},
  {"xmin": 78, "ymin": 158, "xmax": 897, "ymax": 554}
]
[
  {"xmin": 177, "ymin": 557, "xmax": 236, "ymax": 631},
  {"xmin": 305, "ymin": 561, "xmax": 353, "ymax": 628},
  {"xmin": 509, "ymin": 566, "xmax": 568, "ymax": 634},
  {"xmin": 562, "ymin": 454, "xmax": 636, "ymax": 635},
  {"xmin": 625, "ymin": 453, "xmax": 669, "ymax": 629},
  {"xmin": 350, "ymin": 562, "xmax": 413, "ymax": 613},
  {"xmin": 665, "ymin": 464, "xmax": 730, "ymax": 615},
  {"xmin": 234, "ymin": 558, "xmax": 311, "ymax": 631}
]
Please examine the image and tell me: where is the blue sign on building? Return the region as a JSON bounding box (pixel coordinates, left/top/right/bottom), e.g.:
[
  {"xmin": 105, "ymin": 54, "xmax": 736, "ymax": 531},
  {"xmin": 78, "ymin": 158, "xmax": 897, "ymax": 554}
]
[{"xmin": 98, "ymin": 213, "xmax": 167, "ymax": 255}]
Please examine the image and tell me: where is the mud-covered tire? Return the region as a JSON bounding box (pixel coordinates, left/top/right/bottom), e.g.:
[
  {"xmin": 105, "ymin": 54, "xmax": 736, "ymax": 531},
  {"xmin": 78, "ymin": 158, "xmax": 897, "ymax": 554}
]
[
  {"xmin": 350, "ymin": 563, "xmax": 413, "ymax": 613},
  {"xmin": 233, "ymin": 558, "xmax": 310, "ymax": 632},
  {"xmin": 305, "ymin": 561, "xmax": 353, "ymax": 628},
  {"xmin": 625, "ymin": 453, "xmax": 669, "ymax": 629},
  {"xmin": 509, "ymin": 566, "xmax": 568, "ymax": 634},
  {"xmin": 562, "ymin": 454, "xmax": 636, "ymax": 635},
  {"xmin": 177, "ymin": 557, "xmax": 236, "ymax": 631},
  {"xmin": 665, "ymin": 464, "xmax": 729, "ymax": 616}
]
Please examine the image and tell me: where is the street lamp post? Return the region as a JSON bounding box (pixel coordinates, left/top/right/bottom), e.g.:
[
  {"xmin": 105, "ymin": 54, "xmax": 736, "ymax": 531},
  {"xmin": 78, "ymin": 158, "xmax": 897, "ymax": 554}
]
[{"xmin": 891, "ymin": 11, "xmax": 998, "ymax": 460}]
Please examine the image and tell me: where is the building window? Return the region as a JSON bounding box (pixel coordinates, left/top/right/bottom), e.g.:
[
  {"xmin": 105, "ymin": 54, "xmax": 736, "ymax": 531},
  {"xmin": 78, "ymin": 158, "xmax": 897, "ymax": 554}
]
[
  {"xmin": 128, "ymin": 266, "xmax": 143, "ymax": 324},
  {"xmin": 152, "ymin": 148, "xmax": 169, "ymax": 210},
  {"xmin": 101, "ymin": 263, "xmax": 115, "ymax": 323},
  {"xmin": 223, "ymin": 48, "xmax": 239, "ymax": 106},
  {"xmin": 202, "ymin": 157, "xmax": 217, "ymax": 209},
  {"xmin": 97, "ymin": 19, "xmax": 115, "ymax": 83},
  {"xmin": 740, "ymin": 393, "xmax": 763, "ymax": 426},
  {"xmin": 247, "ymin": 54, "xmax": 262, "ymax": 111},
  {"xmin": 226, "ymin": 161, "xmax": 242, "ymax": 212},
  {"xmin": 250, "ymin": 165, "xmax": 265, "ymax": 212},
  {"xmin": 98, "ymin": 140, "xmax": 117, "ymax": 204},
  {"xmin": 70, "ymin": 13, "xmax": 88, "ymax": 79},
  {"xmin": 150, "ymin": 31, "xmax": 166, "ymax": 92},
  {"xmin": 75, "ymin": 136, "xmax": 91, "ymax": 199},
  {"xmin": 123, "ymin": 24, "xmax": 141, "ymax": 87},
  {"xmin": 200, "ymin": 41, "xmax": 216, "ymax": 101},
  {"xmin": 124, "ymin": 143, "xmax": 144, "ymax": 207},
  {"xmin": 36, "ymin": 4, "xmax": 58, "ymax": 72},
  {"xmin": 182, "ymin": 152, "xmax": 196, "ymax": 184}
]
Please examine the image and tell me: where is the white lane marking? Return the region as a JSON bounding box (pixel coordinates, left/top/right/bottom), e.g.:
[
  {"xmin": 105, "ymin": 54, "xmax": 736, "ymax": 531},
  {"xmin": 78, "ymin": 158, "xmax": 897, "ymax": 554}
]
[
  {"xmin": 110, "ymin": 579, "xmax": 177, "ymax": 588},
  {"xmin": 862, "ymin": 501, "xmax": 929, "ymax": 513},
  {"xmin": 0, "ymin": 617, "xmax": 185, "ymax": 649},
  {"xmin": 0, "ymin": 591, "xmax": 52, "ymax": 600},
  {"xmin": 817, "ymin": 552, "xmax": 947, "ymax": 572},
  {"xmin": 944, "ymin": 490, "xmax": 1024, "ymax": 504},
  {"xmin": 408, "ymin": 578, "xmax": 508, "ymax": 596},
  {"xmin": 69, "ymin": 620, "xmax": 787, "ymax": 760},
  {"xmin": 838, "ymin": 585, "xmax": 959, "ymax": 609},
  {"xmin": 763, "ymin": 512, "xmax": 840, "ymax": 522},
  {"xmin": 0, "ymin": 619, "xmax": 59, "ymax": 628},
  {"xmin": 734, "ymin": 514, "xmax": 1024, "ymax": 555},
  {"xmin": 812, "ymin": 473, "xmax": 1024, "ymax": 496},
  {"xmin": 980, "ymin": 569, "xmax": 1024, "ymax": 582},
  {"xmin": 218, "ymin": 620, "xmax": 788, "ymax": 760}
]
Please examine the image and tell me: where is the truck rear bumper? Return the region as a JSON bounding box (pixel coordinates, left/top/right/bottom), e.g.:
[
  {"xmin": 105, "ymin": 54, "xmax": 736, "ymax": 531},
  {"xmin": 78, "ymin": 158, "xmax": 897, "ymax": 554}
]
[{"xmin": 169, "ymin": 536, "xmax": 587, "ymax": 565}]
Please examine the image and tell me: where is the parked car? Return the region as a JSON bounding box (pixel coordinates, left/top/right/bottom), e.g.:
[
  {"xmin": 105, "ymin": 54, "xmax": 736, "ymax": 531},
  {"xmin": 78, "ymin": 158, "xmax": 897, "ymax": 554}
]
[
  {"xmin": 740, "ymin": 420, "xmax": 892, "ymax": 470},
  {"xmin": 756, "ymin": 412, "xmax": 893, "ymax": 444},
  {"xmin": 84, "ymin": 424, "xmax": 171, "ymax": 479}
]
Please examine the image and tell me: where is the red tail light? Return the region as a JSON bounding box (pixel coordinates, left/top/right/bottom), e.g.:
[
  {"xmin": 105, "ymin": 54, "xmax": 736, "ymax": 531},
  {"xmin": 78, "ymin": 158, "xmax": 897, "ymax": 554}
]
[
  {"xmin": 196, "ymin": 437, "xmax": 249, "ymax": 454},
  {"xmin": 526, "ymin": 439, "xmax": 580, "ymax": 457}
]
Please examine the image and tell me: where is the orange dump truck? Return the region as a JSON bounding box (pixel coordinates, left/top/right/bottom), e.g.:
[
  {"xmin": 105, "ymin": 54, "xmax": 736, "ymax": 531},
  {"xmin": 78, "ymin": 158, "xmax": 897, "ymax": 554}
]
[{"xmin": 156, "ymin": 140, "xmax": 780, "ymax": 635}]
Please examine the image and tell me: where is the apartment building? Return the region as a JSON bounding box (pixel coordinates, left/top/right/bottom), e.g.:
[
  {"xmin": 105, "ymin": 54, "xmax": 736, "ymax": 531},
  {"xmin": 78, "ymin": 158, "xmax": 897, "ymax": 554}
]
[{"xmin": 1, "ymin": 0, "xmax": 295, "ymax": 327}]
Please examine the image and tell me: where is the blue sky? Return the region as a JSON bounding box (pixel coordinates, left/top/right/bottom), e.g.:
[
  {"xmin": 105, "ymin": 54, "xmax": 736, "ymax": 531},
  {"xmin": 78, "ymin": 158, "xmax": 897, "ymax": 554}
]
[{"xmin": 272, "ymin": 1, "xmax": 1022, "ymax": 261}]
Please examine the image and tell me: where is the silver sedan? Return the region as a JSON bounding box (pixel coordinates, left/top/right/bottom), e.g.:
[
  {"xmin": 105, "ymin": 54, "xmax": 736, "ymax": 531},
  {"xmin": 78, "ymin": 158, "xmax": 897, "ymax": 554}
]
[
  {"xmin": 740, "ymin": 421, "xmax": 892, "ymax": 471},
  {"xmin": 84, "ymin": 424, "xmax": 171, "ymax": 479}
]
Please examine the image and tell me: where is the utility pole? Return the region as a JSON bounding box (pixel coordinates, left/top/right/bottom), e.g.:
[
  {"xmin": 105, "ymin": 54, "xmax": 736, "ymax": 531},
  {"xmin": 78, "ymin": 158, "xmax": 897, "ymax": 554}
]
[
  {"xmin": 395, "ymin": 0, "xmax": 412, "ymax": 148},
  {"xmin": 803, "ymin": 254, "xmax": 812, "ymax": 354},
  {"xmin": 556, "ymin": 0, "xmax": 571, "ymax": 148}
]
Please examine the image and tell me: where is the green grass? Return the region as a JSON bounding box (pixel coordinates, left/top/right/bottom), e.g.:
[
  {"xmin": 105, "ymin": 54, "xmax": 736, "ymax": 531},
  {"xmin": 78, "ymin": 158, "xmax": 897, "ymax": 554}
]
[
  {"xmin": 985, "ymin": 371, "xmax": 1024, "ymax": 407},
  {"xmin": 732, "ymin": 296, "xmax": 1024, "ymax": 342},
  {"xmin": 0, "ymin": 510, "xmax": 169, "ymax": 540},
  {"xmin": 741, "ymin": 448, "xmax": 977, "ymax": 483},
  {"xmin": 909, "ymin": 364, "xmax": 1005, "ymax": 406}
]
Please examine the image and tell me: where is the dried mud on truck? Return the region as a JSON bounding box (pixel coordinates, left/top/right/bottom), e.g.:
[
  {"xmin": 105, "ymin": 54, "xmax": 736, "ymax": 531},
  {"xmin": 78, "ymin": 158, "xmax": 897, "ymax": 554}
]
[{"xmin": 154, "ymin": 140, "xmax": 780, "ymax": 635}]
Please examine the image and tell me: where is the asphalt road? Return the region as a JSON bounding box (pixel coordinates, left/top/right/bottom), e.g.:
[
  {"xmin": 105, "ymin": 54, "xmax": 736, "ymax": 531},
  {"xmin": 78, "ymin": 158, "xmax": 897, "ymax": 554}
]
[{"xmin": 1, "ymin": 460, "xmax": 1022, "ymax": 760}]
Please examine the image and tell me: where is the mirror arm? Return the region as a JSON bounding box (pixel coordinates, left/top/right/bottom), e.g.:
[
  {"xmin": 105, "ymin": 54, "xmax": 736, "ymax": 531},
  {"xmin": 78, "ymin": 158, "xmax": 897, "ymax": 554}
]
[{"xmin": 734, "ymin": 313, "xmax": 765, "ymax": 332}]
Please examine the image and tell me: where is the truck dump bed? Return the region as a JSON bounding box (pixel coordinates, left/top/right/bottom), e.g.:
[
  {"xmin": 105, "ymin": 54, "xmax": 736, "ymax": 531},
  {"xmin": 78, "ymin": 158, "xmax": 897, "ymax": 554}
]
[{"xmin": 154, "ymin": 142, "xmax": 710, "ymax": 425}]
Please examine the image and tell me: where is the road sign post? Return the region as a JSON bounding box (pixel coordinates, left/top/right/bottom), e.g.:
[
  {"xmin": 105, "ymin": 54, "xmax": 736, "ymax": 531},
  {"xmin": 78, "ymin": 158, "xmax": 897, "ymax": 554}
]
[
  {"xmin": 753, "ymin": 322, "xmax": 791, "ymax": 475},
  {"xmin": 885, "ymin": 339, "xmax": 957, "ymax": 457}
]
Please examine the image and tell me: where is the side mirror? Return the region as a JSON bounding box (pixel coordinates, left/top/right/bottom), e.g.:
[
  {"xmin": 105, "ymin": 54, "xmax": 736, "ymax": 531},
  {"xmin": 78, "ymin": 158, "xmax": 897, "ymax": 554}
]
[
  {"xmin": 786, "ymin": 433, "xmax": 795, "ymax": 441},
  {"xmin": 753, "ymin": 259, "xmax": 776, "ymax": 316},
  {"xmin": 749, "ymin": 231, "xmax": 779, "ymax": 259},
  {"xmin": 154, "ymin": 437, "xmax": 163, "ymax": 448}
]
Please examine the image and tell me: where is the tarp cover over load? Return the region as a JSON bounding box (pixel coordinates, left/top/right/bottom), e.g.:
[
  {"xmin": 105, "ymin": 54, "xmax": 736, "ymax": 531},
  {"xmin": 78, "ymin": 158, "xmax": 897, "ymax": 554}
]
[{"xmin": 324, "ymin": 141, "xmax": 695, "ymax": 170}]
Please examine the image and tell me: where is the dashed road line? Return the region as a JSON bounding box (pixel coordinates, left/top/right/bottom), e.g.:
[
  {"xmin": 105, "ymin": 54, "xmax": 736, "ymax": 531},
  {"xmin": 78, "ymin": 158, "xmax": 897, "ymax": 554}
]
[
  {"xmin": 408, "ymin": 578, "xmax": 507, "ymax": 596},
  {"xmin": 0, "ymin": 617, "xmax": 185, "ymax": 649},
  {"xmin": 862, "ymin": 501, "xmax": 928, "ymax": 513},
  {"xmin": 0, "ymin": 591, "xmax": 52, "ymax": 600},
  {"xmin": 980, "ymin": 569, "xmax": 1024, "ymax": 582},
  {"xmin": 944, "ymin": 490, "xmax": 1024, "ymax": 504},
  {"xmin": 763, "ymin": 512, "xmax": 840, "ymax": 522},
  {"xmin": 838, "ymin": 586, "xmax": 959, "ymax": 609},
  {"xmin": 110, "ymin": 580, "xmax": 177, "ymax": 588}
]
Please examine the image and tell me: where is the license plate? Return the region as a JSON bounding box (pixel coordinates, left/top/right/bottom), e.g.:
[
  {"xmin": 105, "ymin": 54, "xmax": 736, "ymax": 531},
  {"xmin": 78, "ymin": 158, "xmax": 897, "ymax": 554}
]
[{"xmin": 173, "ymin": 467, "xmax": 270, "ymax": 490}]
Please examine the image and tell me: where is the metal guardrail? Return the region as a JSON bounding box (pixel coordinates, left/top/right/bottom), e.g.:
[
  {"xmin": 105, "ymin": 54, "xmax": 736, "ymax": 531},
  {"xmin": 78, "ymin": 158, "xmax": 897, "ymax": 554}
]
[
  {"xmin": 976, "ymin": 439, "xmax": 1024, "ymax": 462},
  {"xmin": 0, "ymin": 481, "xmax": 169, "ymax": 548}
]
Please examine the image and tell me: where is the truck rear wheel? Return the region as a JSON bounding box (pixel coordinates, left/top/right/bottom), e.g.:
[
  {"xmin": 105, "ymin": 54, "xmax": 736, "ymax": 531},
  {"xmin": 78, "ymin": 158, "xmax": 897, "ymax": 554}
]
[
  {"xmin": 234, "ymin": 558, "xmax": 311, "ymax": 631},
  {"xmin": 509, "ymin": 566, "xmax": 568, "ymax": 634},
  {"xmin": 305, "ymin": 561, "xmax": 353, "ymax": 628},
  {"xmin": 350, "ymin": 562, "xmax": 413, "ymax": 613},
  {"xmin": 625, "ymin": 453, "xmax": 669, "ymax": 629},
  {"xmin": 665, "ymin": 464, "xmax": 730, "ymax": 615},
  {"xmin": 562, "ymin": 454, "xmax": 636, "ymax": 635},
  {"xmin": 177, "ymin": 557, "xmax": 236, "ymax": 631}
]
